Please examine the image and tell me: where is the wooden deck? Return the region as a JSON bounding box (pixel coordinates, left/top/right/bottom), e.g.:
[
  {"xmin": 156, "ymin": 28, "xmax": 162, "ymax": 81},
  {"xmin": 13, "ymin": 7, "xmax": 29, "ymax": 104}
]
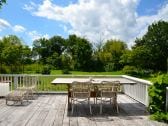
[{"xmin": 0, "ymin": 94, "xmax": 166, "ymax": 126}]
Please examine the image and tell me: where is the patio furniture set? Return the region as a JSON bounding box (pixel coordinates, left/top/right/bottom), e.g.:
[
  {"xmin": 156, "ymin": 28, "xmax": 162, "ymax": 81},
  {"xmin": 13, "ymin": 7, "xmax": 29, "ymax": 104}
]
[
  {"xmin": 51, "ymin": 77, "xmax": 136, "ymax": 115},
  {"xmin": 70, "ymin": 80, "xmax": 121, "ymax": 114}
]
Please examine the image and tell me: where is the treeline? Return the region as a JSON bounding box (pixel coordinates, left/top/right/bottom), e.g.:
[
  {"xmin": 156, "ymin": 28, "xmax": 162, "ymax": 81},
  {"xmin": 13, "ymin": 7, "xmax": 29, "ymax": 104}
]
[{"xmin": 0, "ymin": 20, "xmax": 168, "ymax": 74}]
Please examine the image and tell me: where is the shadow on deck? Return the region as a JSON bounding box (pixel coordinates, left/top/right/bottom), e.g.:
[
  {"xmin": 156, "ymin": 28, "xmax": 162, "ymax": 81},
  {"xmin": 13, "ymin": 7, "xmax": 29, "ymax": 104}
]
[{"xmin": 0, "ymin": 94, "xmax": 166, "ymax": 126}]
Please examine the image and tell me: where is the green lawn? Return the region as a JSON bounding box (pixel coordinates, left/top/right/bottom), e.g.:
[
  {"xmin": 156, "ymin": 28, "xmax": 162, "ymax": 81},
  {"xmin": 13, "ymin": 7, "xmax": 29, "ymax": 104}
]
[{"xmin": 51, "ymin": 70, "xmax": 123, "ymax": 75}]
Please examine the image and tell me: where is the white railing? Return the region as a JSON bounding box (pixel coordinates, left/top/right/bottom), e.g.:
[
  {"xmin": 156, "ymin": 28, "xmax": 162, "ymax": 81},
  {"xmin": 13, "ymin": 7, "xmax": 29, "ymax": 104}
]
[
  {"xmin": 0, "ymin": 74, "xmax": 152, "ymax": 106},
  {"xmin": 122, "ymin": 75, "xmax": 152, "ymax": 106},
  {"xmin": 0, "ymin": 74, "xmax": 38, "ymax": 91}
]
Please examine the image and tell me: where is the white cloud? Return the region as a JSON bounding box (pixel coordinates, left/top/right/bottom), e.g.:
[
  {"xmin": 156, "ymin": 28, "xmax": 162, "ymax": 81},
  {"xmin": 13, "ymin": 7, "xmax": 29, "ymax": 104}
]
[
  {"xmin": 24, "ymin": 0, "xmax": 168, "ymax": 47},
  {"xmin": 27, "ymin": 30, "xmax": 49, "ymax": 41},
  {"xmin": 23, "ymin": 1, "xmax": 37, "ymax": 11},
  {"xmin": 0, "ymin": 19, "xmax": 11, "ymax": 31},
  {"xmin": 13, "ymin": 25, "xmax": 26, "ymax": 32}
]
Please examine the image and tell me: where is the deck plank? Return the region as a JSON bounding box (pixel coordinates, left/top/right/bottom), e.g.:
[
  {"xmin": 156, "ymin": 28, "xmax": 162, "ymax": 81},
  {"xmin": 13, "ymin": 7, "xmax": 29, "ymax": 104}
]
[
  {"xmin": 42, "ymin": 95, "xmax": 60, "ymax": 126},
  {"xmin": 25, "ymin": 95, "xmax": 51, "ymax": 126},
  {"xmin": 52, "ymin": 95, "xmax": 67, "ymax": 126},
  {"xmin": 0, "ymin": 94, "xmax": 167, "ymax": 126}
]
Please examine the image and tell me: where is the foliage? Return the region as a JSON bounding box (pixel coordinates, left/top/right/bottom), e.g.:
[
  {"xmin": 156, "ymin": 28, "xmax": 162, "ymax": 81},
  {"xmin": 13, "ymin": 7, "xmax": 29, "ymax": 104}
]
[
  {"xmin": 0, "ymin": 0, "xmax": 6, "ymax": 8},
  {"xmin": 133, "ymin": 21, "xmax": 168, "ymax": 71},
  {"xmin": 0, "ymin": 35, "xmax": 32, "ymax": 73},
  {"xmin": 41, "ymin": 65, "xmax": 51, "ymax": 74},
  {"xmin": 122, "ymin": 66, "xmax": 138, "ymax": 75},
  {"xmin": 150, "ymin": 112, "xmax": 168, "ymax": 122},
  {"xmin": 62, "ymin": 69, "xmax": 71, "ymax": 74},
  {"xmin": 99, "ymin": 39, "xmax": 127, "ymax": 70},
  {"xmin": 66, "ymin": 34, "xmax": 93, "ymax": 71},
  {"xmin": 148, "ymin": 74, "xmax": 168, "ymax": 122},
  {"xmin": 104, "ymin": 63, "xmax": 115, "ymax": 72}
]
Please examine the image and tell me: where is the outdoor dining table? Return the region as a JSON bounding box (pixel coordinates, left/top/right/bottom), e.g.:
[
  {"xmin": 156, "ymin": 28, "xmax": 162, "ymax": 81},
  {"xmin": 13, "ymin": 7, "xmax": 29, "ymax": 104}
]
[{"xmin": 51, "ymin": 77, "xmax": 136, "ymax": 110}]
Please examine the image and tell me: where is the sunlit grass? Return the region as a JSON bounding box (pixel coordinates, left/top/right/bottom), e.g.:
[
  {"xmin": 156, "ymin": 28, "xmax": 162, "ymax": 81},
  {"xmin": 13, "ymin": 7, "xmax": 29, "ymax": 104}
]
[{"xmin": 51, "ymin": 70, "xmax": 123, "ymax": 75}]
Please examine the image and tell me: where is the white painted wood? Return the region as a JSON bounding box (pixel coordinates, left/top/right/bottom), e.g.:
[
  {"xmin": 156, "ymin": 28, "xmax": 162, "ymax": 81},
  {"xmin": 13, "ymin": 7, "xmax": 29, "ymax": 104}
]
[
  {"xmin": 0, "ymin": 82, "xmax": 9, "ymax": 96},
  {"xmin": 122, "ymin": 76, "xmax": 151, "ymax": 106},
  {"xmin": 51, "ymin": 78, "xmax": 136, "ymax": 84}
]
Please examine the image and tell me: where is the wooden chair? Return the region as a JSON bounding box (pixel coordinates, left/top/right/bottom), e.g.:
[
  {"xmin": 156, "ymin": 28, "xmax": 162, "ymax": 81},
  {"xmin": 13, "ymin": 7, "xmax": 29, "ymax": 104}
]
[
  {"xmin": 99, "ymin": 81, "xmax": 120, "ymax": 114},
  {"xmin": 70, "ymin": 81, "xmax": 92, "ymax": 115}
]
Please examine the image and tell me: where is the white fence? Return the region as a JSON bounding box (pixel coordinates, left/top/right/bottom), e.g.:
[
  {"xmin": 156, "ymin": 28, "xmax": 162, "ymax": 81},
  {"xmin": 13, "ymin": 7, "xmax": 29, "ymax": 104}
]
[
  {"xmin": 122, "ymin": 75, "xmax": 152, "ymax": 106},
  {"xmin": 0, "ymin": 74, "xmax": 152, "ymax": 106}
]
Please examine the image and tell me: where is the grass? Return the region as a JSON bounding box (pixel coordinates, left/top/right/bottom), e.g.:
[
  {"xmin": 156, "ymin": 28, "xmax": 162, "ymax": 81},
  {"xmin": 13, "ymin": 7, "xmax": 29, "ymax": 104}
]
[{"xmin": 51, "ymin": 70, "xmax": 123, "ymax": 75}]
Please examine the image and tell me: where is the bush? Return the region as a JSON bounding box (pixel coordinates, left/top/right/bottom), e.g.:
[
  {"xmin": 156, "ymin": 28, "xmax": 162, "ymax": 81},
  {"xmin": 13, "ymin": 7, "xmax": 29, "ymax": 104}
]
[
  {"xmin": 122, "ymin": 66, "xmax": 138, "ymax": 75},
  {"xmin": 150, "ymin": 112, "xmax": 168, "ymax": 122},
  {"xmin": 122, "ymin": 65, "xmax": 152, "ymax": 77},
  {"xmin": 62, "ymin": 69, "xmax": 71, "ymax": 74},
  {"xmin": 41, "ymin": 65, "xmax": 51, "ymax": 74},
  {"xmin": 0, "ymin": 65, "xmax": 10, "ymax": 74},
  {"xmin": 104, "ymin": 63, "xmax": 115, "ymax": 72},
  {"xmin": 148, "ymin": 74, "xmax": 168, "ymax": 122}
]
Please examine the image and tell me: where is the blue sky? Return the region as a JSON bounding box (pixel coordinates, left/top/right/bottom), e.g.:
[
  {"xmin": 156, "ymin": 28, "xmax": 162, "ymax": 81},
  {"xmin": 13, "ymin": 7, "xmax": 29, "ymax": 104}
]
[{"xmin": 0, "ymin": 0, "xmax": 168, "ymax": 47}]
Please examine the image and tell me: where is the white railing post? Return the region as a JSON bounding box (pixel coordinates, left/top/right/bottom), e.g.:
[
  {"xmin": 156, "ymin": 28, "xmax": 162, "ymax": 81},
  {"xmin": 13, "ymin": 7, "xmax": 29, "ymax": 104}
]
[
  {"xmin": 14, "ymin": 76, "xmax": 18, "ymax": 89},
  {"xmin": 166, "ymin": 87, "xmax": 168, "ymax": 112}
]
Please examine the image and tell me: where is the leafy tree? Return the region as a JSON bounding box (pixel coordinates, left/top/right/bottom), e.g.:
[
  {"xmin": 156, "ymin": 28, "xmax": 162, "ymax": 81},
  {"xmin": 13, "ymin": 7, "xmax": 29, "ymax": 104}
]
[
  {"xmin": 32, "ymin": 36, "xmax": 65, "ymax": 69},
  {"xmin": 0, "ymin": 0, "xmax": 6, "ymax": 8},
  {"xmin": 49, "ymin": 36, "xmax": 65, "ymax": 56},
  {"xmin": 32, "ymin": 38, "xmax": 49, "ymax": 63},
  {"xmin": 0, "ymin": 35, "xmax": 32, "ymax": 73},
  {"xmin": 133, "ymin": 21, "xmax": 168, "ymax": 71},
  {"xmin": 100, "ymin": 39, "xmax": 127, "ymax": 71},
  {"xmin": 66, "ymin": 35, "xmax": 93, "ymax": 71}
]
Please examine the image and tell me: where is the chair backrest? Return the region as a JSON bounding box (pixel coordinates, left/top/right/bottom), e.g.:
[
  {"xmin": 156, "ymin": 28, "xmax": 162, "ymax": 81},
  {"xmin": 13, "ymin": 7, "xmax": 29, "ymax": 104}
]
[
  {"xmin": 70, "ymin": 81, "xmax": 91, "ymax": 98},
  {"xmin": 100, "ymin": 81, "xmax": 120, "ymax": 92}
]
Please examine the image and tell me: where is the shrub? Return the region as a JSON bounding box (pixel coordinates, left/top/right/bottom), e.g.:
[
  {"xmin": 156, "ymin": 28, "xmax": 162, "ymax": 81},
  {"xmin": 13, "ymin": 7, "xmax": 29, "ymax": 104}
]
[
  {"xmin": 148, "ymin": 74, "xmax": 168, "ymax": 122},
  {"xmin": 104, "ymin": 63, "xmax": 115, "ymax": 72},
  {"xmin": 0, "ymin": 65, "xmax": 10, "ymax": 74},
  {"xmin": 122, "ymin": 65, "xmax": 138, "ymax": 75},
  {"xmin": 62, "ymin": 69, "xmax": 71, "ymax": 74},
  {"xmin": 41, "ymin": 65, "xmax": 51, "ymax": 74},
  {"xmin": 150, "ymin": 112, "xmax": 168, "ymax": 122}
]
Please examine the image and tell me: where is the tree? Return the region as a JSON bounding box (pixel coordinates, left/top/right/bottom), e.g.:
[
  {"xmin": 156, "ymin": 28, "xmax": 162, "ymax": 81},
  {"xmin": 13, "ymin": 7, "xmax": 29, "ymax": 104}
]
[
  {"xmin": 66, "ymin": 35, "xmax": 93, "ymax": 71},
  {"xmin": 0, "ymin": 0, "xmax": 6, "ymax": 8},
  {"xmin": 32, "ymin": 36, "xmax": 66, "ymax": 69},
  {"xmin": 32, "ymin": 38, "xmax": 49, "ymax": 63},
  {"xmin": 133, "ymin": 20, "xmax": 168, "ymax": 71},
  {"xmin": 100, "ymin": 39, "xmax": 127, "ymax": 71},
  {"xmin": 0, "ymin": 35, "xmax": 32, "ymax": 73}
]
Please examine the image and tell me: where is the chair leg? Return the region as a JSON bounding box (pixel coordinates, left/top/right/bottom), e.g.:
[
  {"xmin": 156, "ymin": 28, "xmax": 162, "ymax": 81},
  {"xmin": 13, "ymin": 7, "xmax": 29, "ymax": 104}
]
[
  {"xmin": 71, "ymin": 99, "xmax": 74, "ymax": 115},
  {"xmin": 88, "ymin": 99, "xmax": 92, "ymax": 115},
  {"xmin": 100, "ymin": 98, "xmax": 102, "ymax": 114}
]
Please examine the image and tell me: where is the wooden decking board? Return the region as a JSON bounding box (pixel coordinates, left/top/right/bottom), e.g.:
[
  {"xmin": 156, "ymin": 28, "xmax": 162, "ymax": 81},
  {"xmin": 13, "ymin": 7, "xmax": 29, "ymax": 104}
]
[
  {"xmin": 42, "ymin": 95, "xmax": 60, "ymax": 126},
  {"xmin": 0, "ymin": 94, "xmax": 166, "ymax": 126},
  {"xmin": 13, "ymin": 96, "xmax": 45, "ymax": 126},
  {"xmin": 25, "ymin": 95, "xmax": 51, "ymax": 126},
  {"xmin": 62, "ymin": 97, "xmax": 70, "ymax": 126},
  {"xmin": 52, "ymin": 95, "xmax": 67, "ymax": 126}
]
